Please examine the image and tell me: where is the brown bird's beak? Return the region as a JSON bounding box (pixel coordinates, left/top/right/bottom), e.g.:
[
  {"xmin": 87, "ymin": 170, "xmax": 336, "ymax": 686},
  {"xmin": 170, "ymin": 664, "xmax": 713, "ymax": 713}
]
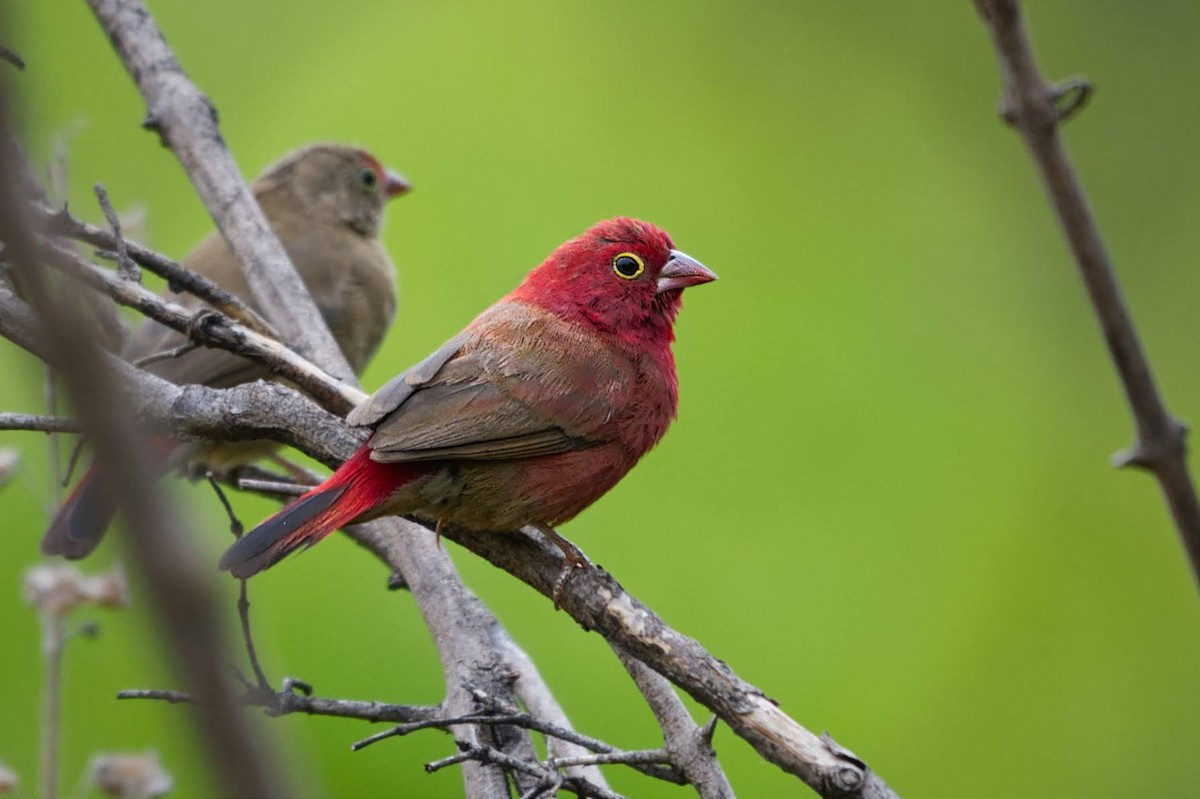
[
  {"xmin": 384, "ymin": 169, "xmax": 412, "ymax": 199},
  {"xmin": 657, "ymin": 250, "xmax": 717, "ymax": 294}
]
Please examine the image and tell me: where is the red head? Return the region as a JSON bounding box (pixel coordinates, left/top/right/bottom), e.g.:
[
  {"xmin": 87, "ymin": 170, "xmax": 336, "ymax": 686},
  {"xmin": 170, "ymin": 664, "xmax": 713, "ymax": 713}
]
[{"xmin": 509, "ymin": 218, "xmax": 716, "ymax": 347}]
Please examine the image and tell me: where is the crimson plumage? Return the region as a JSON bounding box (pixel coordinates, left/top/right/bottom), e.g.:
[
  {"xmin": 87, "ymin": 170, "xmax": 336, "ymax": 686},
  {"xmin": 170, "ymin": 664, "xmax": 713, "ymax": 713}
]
[{"xmin": 220, "ymin": 217, "xmax": 716, "ymax": 578}]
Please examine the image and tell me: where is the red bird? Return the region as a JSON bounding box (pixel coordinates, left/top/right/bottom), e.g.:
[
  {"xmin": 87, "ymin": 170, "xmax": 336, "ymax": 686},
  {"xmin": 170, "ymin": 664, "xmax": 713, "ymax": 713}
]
[{"xmin": 219, "ymin": 218, "xmax": 716, "ymax": 582}]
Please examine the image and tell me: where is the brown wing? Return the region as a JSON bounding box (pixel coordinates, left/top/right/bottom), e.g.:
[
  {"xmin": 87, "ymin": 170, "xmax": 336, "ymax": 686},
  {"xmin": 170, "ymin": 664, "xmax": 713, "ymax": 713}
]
[{"xmin": 354, "ymin": 302, "xmax": 629, "ymax": 463}]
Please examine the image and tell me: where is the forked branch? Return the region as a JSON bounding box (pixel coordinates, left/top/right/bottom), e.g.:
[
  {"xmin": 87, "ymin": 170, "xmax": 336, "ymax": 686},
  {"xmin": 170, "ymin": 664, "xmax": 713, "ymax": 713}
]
[{"xmin": 974, "ymin": 0, "xmax": 1200, "ymax": 588}]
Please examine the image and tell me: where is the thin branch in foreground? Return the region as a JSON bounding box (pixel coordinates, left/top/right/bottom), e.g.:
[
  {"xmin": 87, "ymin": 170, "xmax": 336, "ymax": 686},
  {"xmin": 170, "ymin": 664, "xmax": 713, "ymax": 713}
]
[
  {"xmin": 974, "ymin": 0, "xmax": 1200, "ymax": 588},
  {"xmin": 0, "ymin": 412, "xmax": 84, "ymax": 433},
  {"xmin": 0, "ymin": 104, "xmax": 287, "ymax": 795}
]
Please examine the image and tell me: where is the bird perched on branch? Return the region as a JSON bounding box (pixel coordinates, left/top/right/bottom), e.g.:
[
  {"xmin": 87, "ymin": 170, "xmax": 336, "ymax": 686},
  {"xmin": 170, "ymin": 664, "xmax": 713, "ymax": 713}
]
[
  {"xmin": 220, "ymin": 217, "xmax": 716, "ymax": 595},
  {"xmin": 43, "ymin": 143, "xmax": 410, "ymax": 559}
]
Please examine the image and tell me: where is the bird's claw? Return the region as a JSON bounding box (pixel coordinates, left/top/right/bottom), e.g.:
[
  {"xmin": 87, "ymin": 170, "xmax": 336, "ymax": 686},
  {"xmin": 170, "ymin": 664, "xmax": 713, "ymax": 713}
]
[{"xmin": 551, "ymin": 559, "xmax": 589, "ymax": 610}]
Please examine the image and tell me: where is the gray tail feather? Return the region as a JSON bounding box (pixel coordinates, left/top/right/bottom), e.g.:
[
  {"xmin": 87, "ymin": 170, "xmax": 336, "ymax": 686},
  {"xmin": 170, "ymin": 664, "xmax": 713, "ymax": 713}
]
[
  {"xmin": 218, "ymin": 485, "xmax": 348, "ymax": 578},
  {"xmin": 41, "ymin": 468, "xmax": 117, "ymax": 559}
]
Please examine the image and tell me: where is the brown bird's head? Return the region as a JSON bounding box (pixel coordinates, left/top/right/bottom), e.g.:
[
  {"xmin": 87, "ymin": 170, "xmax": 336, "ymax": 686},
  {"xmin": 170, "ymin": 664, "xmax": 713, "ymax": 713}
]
[{"xmin": 252, "ymin": 143, "xmax": 411, "ymax": 239}]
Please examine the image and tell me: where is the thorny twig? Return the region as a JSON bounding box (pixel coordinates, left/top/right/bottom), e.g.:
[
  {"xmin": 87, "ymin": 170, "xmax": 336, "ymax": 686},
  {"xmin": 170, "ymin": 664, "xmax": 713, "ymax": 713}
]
[{"xmin": 975, "ymin": 0, "xmax": 1200, "ymax": 589}]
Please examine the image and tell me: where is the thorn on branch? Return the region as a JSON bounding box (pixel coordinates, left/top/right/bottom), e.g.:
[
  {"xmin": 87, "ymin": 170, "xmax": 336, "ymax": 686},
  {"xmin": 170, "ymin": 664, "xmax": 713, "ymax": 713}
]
[
  {"xmin": 235, "ymin": 477, "xmax": 308, "ymax": 498},
  {"xmin": 130, "ymin": 341, "xmax": 199, "ymax": 370},
  {"xmin": 1049, "ymin": 77, "xmax": 1093, "ymax": 122},
  {"xmin": 117, "ymin": 688, "xmax": 195, "ymax": 704},
  {"xmin": 1111, "ymin": 418, "xmax": 1189, "ymax": 471},
  {"xmin": 141, "ymin": 112, "xmax": 165, "ymax": 146}
]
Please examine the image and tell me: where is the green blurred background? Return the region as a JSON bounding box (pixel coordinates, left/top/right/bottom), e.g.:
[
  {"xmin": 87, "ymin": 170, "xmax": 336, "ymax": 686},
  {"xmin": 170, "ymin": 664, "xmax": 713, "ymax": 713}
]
[{"xmin": 3, "ymin": 2, "xmax": 1199, "ymax": 797}]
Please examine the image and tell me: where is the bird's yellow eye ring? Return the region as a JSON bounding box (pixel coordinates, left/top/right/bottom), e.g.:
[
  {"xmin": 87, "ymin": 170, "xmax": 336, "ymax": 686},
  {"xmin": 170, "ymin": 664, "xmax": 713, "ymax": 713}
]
[
  {"xmin": 357, "ymin": 167, "xmax": 379, "ymax": 190},
  {"xmin": 612, "ymin": 252, "xmax": 644, "ymax": 280}
]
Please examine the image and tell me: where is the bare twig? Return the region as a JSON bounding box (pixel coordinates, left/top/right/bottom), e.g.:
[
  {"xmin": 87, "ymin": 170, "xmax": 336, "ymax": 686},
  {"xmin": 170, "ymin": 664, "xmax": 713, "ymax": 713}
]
[
  {"xmin": 119, "ymin": 680, "xmax": 444, "ymax": 725},
  {"xmin": 616, "ymin": 649, "xmax": 734, "ymax": 798},
  {"xmin": 92, "ymin": 184, "xmax": 138, "ymax": 281},
  {"xmin": 351, "ymin": 711, "xmax": 681, "ymax": 784},
  {"xmin": 0, "ymin": 412, "xmax": 83, "ymax": 433},
  {"xmin": 38, "ymin": 238, "xmax": 359, "ymax": 415},
  {"xmin": 235, "ymin": 477, "xmax": 307, "ymax": 497},
  {"xmin": 32, "ymin": 202, "xmax": 277, "ymax": 337},
  {"xmin": 974, "ymin": 0, "xmax": 1200, "ymax": 588},
  {"xmin": 428, "ymin": 742, "xmax": 623, "ymax": 799},
  {"xmin": 205, "ymin": 473, "xmax": 271, "ymax": 693},
  {"xmin": 495, "ymin": 632, "xmax": 612, "ymax": 791},
  {"xmin": 129, "ymin": 341, "xmax": 198, "ymax": 369}
]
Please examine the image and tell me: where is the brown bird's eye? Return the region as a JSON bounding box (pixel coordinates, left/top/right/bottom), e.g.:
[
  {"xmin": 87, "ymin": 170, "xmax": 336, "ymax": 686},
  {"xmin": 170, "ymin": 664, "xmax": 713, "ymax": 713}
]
[
  {"xmin": 358, "ymin": 167, "xmax": 378, "ymax": 190},
  {"xmin": 612, "ymin": 252, "xmax": 644, "ymax": 280}
]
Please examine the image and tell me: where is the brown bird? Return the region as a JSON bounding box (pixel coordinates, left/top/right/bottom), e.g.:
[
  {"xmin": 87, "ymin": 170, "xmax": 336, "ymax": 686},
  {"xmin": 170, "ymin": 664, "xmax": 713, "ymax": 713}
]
[{"xmin": 43, "ymin": 143, "xmax": 409, "ymax": 559}]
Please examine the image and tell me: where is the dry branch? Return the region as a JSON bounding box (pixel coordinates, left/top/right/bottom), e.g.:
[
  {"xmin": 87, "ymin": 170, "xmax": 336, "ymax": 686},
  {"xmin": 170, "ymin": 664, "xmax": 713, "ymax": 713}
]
[
  {"xmin": 38, "ymin": 236, "xmax": 359, "ymax": 415},
  {"xmin": 0, "ymin": 412, "xmax": 83, "ymax": 433},
  {"xmin": 974, "ymin": 0, "xmax": 1200, "ymax": 588},
  {"xmin": 31, "ymin": 201, "xmax": 277, "ymax": 337}
]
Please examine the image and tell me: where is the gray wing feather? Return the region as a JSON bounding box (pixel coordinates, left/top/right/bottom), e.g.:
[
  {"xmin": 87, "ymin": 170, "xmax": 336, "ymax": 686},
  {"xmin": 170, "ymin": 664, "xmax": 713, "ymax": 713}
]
[
  {"xmin": 346, "ymin": 334, "xmax": 467, "ymax": 427},
  {"xmin": 366, "ymin": 381, "xmax": 588, "ymax": 462}
]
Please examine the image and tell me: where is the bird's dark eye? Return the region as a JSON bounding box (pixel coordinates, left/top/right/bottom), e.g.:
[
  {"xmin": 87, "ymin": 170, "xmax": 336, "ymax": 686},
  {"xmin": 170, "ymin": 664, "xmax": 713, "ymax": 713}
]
[
  {"xmin": 612, "ymin": 252, "xmax": 644, "ymax": 280},
  {"xmin": 357, "ymin": 167, "xmax": 379, "ymax": 190}
]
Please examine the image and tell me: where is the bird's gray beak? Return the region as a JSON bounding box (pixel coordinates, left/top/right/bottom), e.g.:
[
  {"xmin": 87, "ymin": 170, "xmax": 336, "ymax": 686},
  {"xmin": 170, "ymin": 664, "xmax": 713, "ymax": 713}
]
[
  {"xmin": 656, "ymin": 249, "xmax": 717, "ymax": 294},
  {"xmin": 384, "ymin": 169, "xmax": 412, "ymax": 199}
]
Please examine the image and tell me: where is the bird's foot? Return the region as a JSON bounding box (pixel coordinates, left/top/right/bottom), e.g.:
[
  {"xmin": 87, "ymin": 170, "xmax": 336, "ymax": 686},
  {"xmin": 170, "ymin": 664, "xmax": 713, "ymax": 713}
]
[{"xmin": 533, "ymin": 524, "xmax": 591, "ymax": 610}]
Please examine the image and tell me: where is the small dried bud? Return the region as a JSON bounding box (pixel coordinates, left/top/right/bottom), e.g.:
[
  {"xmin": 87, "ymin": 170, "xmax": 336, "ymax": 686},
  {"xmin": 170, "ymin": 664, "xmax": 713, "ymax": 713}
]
[
  {"xmin": 23, "ymin": 563, "xmax": 130, "ymax": 617},
  {"xmin": 0, "ymin": 446, "xmax": 19, "ymax": 487},
  {"xmin": 0, "ymin": 761, "xmax": 18, "ymax": 794},
  {"xmin": 90, "ymin": 751, "xmax": 173, "ymax": 799}
]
